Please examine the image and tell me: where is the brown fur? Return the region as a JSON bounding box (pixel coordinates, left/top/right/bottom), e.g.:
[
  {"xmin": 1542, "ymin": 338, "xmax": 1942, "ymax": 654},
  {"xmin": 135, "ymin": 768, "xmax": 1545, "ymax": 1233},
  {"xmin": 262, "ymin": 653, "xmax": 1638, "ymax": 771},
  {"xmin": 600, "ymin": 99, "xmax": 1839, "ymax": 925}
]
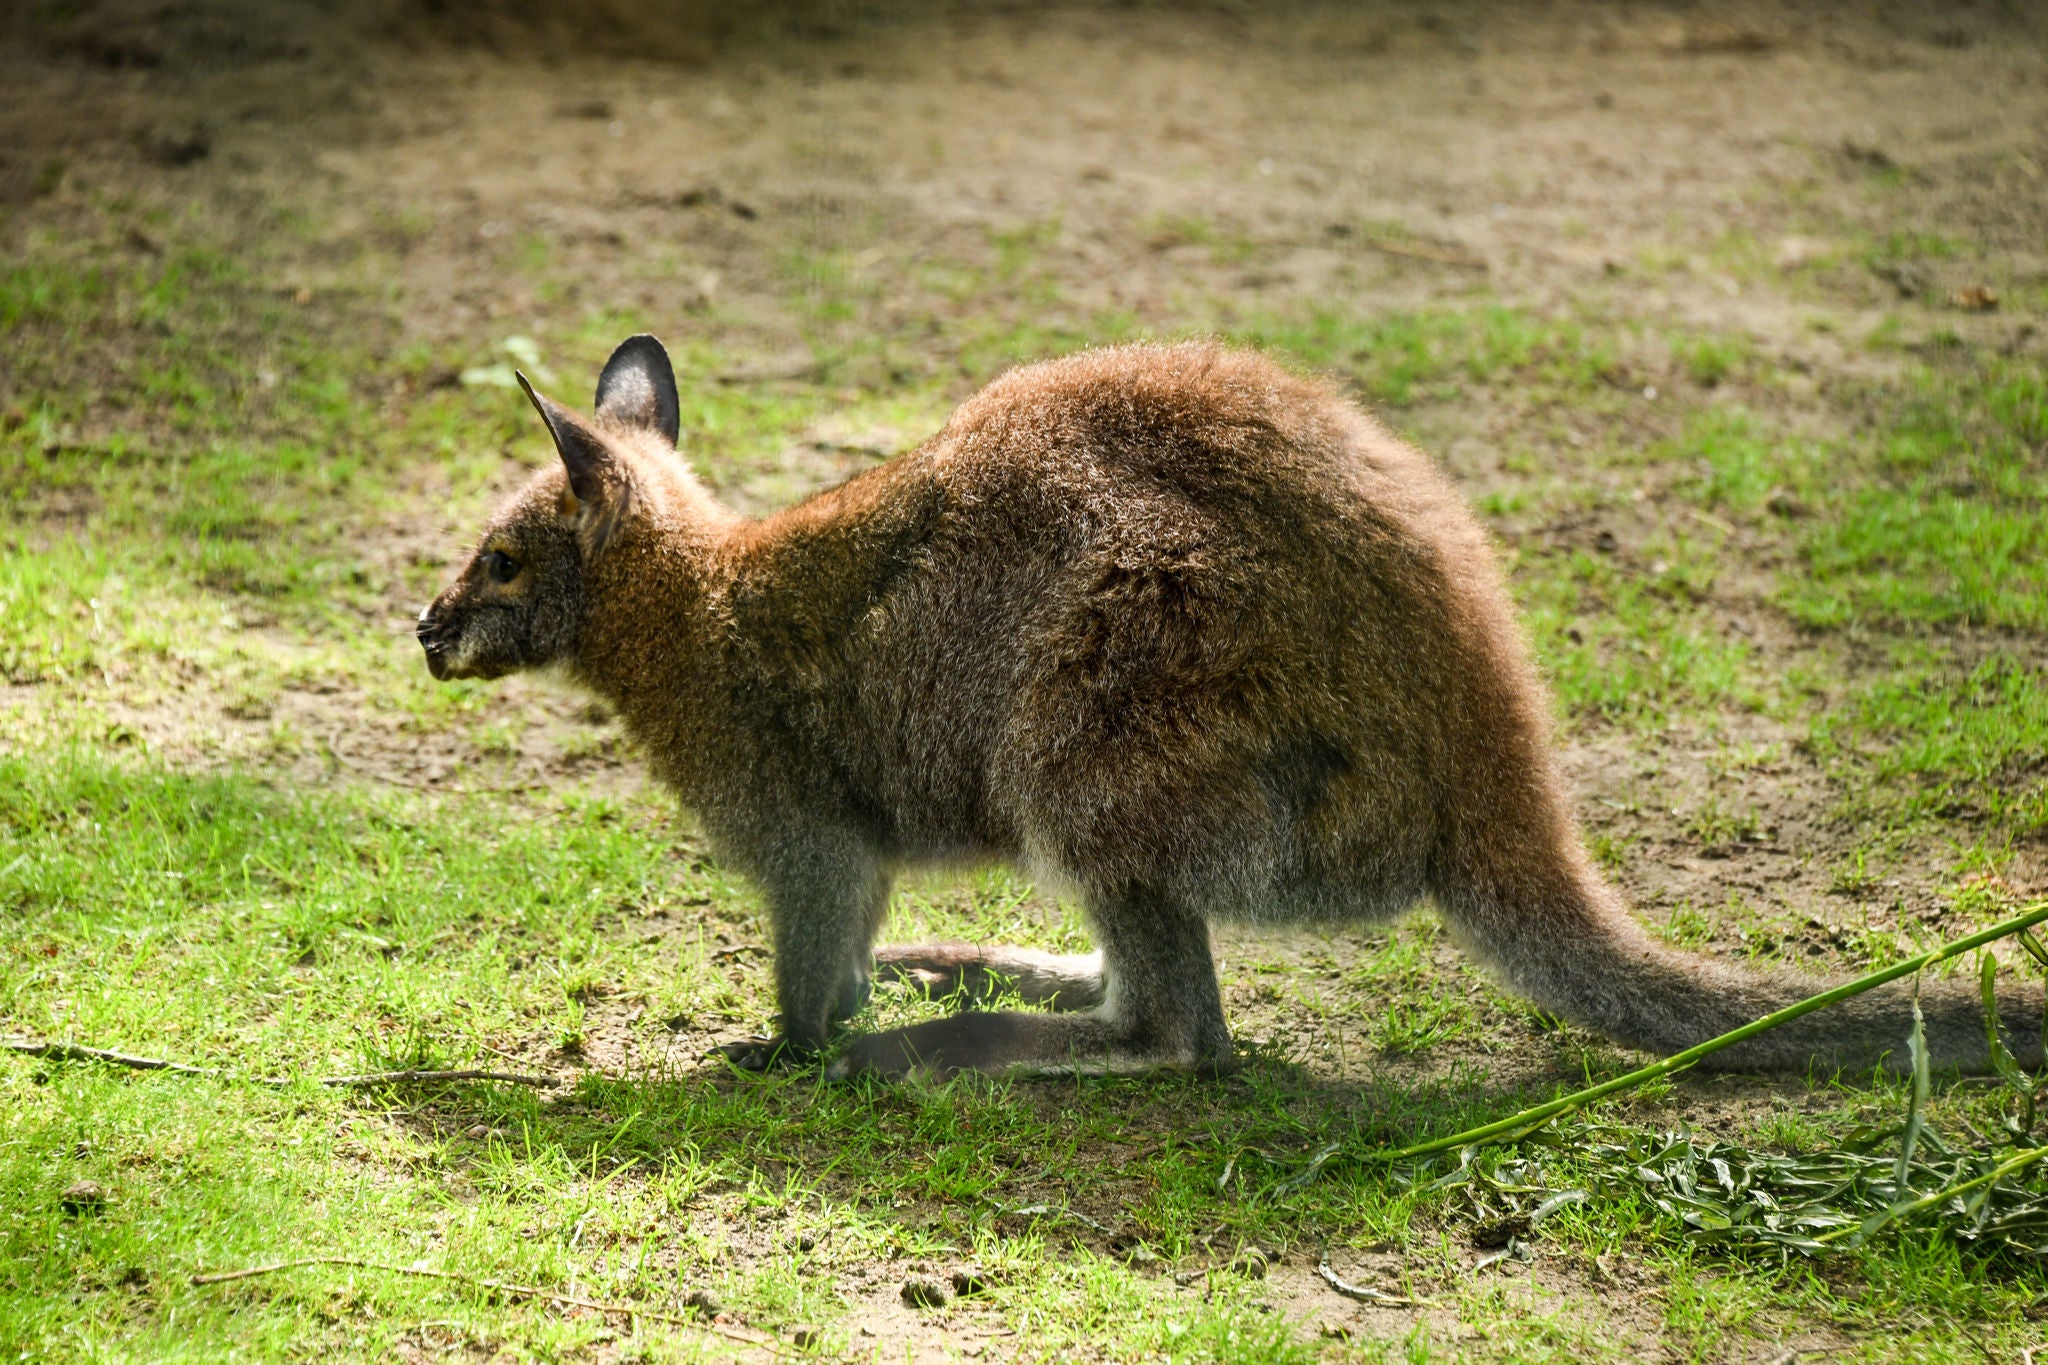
[{"xmin": 419, "ymin": 336, "xmax": 2044, "ymax": 1079}]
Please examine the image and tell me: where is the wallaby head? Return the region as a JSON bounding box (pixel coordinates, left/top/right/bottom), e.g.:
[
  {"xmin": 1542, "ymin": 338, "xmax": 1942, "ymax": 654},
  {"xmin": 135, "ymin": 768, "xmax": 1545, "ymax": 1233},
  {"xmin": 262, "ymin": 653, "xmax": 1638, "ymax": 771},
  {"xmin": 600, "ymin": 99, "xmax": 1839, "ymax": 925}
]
[{"xmin": 417, "ymin": 334, "xmax": 701, "ymax": 682}]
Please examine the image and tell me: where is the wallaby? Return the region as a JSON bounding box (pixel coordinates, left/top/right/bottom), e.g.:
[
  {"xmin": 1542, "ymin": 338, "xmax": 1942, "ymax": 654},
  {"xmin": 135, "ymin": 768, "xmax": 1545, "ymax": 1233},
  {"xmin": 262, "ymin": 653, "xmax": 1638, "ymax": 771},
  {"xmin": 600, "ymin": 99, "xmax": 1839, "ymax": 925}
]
[{"xmin": 418, "ymin": 334, "xmax": 2043, "ymax": 1079}]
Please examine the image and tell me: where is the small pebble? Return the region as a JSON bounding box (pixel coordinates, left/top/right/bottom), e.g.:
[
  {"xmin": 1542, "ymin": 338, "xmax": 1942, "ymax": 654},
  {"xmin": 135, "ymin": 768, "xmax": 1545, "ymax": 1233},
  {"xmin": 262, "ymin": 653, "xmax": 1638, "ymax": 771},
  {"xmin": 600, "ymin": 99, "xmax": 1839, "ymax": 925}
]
[
  {"xmin": 1949, "ymin": 284, "xmax": 1999, "ymax": 312},
  {"xmin": 60, "ymin": 1180, "xmax": 107, "ymax": 1215},
  {"xmin": 1766, "ymin": 488, "xmax": 1808, "ymax": 519},
  {"xmin": 901, "ymin": 1274, "xmax": 950, "ymax": 1308}
]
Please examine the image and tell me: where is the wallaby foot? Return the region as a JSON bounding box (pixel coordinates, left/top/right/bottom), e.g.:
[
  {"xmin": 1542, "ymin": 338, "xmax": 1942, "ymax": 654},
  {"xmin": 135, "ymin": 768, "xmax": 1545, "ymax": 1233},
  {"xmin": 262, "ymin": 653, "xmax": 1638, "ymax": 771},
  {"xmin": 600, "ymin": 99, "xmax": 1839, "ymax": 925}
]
[
  {"xmin": 872, "ymin": 942, "xmax": 1106, "ymax": 1010},
  {"xmin": 714, "ymin": 1034, "xmax": 820, "ymax": 1073},
  {"xmin": 842, "ymin": 894, "xmax": 1232, "ymax": 1078},
  {"xmin": 827, "ymin": 1009, "xmax": 1235, "ymax": 1080}
]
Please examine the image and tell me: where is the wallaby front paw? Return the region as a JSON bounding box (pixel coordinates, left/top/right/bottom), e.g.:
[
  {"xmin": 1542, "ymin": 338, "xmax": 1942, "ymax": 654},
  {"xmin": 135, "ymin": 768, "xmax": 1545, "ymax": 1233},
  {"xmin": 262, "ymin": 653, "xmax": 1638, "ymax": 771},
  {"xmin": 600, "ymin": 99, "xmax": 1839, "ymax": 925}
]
[{"xmin": 712, "ymin": 1034, "xmax": 818, "ymax": 1073}]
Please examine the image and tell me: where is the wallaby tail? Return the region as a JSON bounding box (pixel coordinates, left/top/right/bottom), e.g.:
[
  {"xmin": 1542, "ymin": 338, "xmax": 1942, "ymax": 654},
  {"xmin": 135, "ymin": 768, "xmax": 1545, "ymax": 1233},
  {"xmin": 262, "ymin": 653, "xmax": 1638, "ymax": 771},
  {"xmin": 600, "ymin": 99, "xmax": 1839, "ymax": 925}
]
[{"xmin": 1438, "ymin": 845, "xmax": 2045, "ymax": 1074}]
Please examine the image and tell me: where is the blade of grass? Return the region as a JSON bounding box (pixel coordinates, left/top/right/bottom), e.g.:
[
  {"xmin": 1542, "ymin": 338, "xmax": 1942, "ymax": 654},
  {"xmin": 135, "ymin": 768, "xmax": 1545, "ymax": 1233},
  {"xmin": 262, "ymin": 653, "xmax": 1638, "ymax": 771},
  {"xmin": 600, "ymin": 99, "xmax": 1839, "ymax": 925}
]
[
  {"xmin": 1982, "ymin": 950, "xmax": 2035, "ymax": 1135},
  {"xmin": 1897, "ymin": 991, "xmax": 1930, "ymax": 1191}
]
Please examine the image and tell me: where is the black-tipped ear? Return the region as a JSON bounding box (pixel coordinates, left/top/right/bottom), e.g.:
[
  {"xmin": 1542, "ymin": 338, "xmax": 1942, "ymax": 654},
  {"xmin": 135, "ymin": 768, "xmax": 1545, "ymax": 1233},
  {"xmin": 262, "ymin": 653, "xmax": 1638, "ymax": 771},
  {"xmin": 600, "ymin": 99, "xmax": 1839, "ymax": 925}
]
[
  {"xmin": 593, "ymin": 334, "xmax": 680, "ymax": 448},
  {"xmin": 518, "ymin": 370, "xmax": 618, "ymax": 506}
]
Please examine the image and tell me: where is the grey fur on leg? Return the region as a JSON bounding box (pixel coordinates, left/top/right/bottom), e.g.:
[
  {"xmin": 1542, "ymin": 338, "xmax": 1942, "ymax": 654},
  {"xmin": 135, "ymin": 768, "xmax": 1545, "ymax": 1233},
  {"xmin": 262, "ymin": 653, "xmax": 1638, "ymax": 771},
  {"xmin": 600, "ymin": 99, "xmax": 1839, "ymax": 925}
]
[
  {"xmin": 1088, "ymin": 889, "xmax": 1234, "ymax": 1068},
  {"xmin": 872, "ymin": 943, "xmax": 1106, "ymax": 1010},
  {"xmin": 719, "ymin": 837, "xmax": 890, "ymax": 1071}
]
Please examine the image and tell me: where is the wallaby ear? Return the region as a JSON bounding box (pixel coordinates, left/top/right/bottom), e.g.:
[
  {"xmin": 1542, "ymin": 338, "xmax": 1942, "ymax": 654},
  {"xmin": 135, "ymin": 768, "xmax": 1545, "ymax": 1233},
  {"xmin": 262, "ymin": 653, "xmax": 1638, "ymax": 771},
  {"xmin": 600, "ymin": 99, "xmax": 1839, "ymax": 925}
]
[
  {"xmin": 517, "ymin": 371, "xmax": 632, "ymax": 552},
  {"xmin": 593, "ymin": 334, "xmax": 680, "ymax": 448}
]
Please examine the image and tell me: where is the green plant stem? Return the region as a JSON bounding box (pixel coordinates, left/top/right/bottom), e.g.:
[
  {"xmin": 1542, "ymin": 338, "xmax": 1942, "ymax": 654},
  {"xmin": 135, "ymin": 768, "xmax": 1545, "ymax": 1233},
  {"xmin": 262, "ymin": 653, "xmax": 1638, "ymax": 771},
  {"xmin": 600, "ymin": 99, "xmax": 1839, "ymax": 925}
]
[
  {"xmin": 1817, "ymin": 1145, "xmax": 2048, "ymax": 1246},
  {"xmin": 1368, "ymin": 901, "xmax": 2048, "ymax": 1166}
]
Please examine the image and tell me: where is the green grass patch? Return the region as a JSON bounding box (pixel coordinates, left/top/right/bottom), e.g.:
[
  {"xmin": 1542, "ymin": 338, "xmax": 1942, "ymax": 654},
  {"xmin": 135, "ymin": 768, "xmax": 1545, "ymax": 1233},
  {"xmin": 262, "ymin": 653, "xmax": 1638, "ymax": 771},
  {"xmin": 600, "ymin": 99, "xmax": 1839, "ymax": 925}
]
[
  {"xmin": 1244, "ymin": 305, "xmax": 1619, "ymax": 408},
  {"xmin": 1664, "ymin": 363, "xmax": 2048, "ymax": 633},
  {"xmin": 10, "ymin": 750, "xmax": 2045, "ymax": 1360},
  {"xmin": 1813, "ymin": 655, "xmax": 2048, "ymax": 836}
]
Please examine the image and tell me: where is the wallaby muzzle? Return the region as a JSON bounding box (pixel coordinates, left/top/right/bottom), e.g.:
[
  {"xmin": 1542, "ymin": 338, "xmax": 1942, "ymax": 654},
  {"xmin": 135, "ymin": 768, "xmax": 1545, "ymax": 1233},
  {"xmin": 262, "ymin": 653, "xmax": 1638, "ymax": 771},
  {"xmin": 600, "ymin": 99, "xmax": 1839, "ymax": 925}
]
[{"xmin": 416, "ymin": 604, "xmax": 458, "ymax": 680}]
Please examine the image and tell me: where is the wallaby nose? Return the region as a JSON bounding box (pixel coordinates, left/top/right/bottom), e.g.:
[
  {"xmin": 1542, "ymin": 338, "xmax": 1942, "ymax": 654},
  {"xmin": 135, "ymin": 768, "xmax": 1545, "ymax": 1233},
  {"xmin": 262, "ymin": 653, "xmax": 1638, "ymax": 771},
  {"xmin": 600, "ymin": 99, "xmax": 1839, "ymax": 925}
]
[{"xmin": 416, "ymin": 604, "xmax": 452, "ymax": 678}]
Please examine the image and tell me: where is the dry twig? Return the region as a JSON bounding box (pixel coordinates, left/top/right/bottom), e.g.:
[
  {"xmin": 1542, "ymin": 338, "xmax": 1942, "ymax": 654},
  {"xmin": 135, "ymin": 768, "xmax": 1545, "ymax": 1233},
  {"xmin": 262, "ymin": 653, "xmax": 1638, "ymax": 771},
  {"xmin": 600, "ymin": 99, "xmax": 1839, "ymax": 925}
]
[
  {"xmin": 319, "ymin": 1068, "xmax": 561, "ymax": 1089},
  {"xmin": 6, "ymin": 1039, "xmax": 561, "ymax": 1090},
  {"xmin": 1315, "ymin": 1255, "xmax": 1437, "ymax": 1308},
  {"xmin": 4, "ymin": 1039, "xmax": 219, "ymax": 1075}
]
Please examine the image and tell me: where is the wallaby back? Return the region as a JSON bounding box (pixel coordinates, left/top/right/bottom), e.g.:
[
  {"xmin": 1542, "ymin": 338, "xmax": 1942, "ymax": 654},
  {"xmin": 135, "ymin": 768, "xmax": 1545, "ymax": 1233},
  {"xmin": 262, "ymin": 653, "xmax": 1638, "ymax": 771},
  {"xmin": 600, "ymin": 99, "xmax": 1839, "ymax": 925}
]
[{"xmin": 421, "ymin": 337, "xmax": 2044, "ymax": 1079}]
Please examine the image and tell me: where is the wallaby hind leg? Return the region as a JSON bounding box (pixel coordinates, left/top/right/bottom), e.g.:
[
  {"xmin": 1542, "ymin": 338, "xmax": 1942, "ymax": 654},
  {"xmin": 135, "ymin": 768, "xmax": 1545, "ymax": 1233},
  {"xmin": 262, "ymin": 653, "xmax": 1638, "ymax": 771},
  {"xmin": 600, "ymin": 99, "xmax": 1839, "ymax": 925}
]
[
  {"xmin": 872, "ymin": 943, "xmax": 1106, "ymax": 1010},
  {"xmin": 835, "ymin": 891, "xmax": 1230, "ymax": 1078}
]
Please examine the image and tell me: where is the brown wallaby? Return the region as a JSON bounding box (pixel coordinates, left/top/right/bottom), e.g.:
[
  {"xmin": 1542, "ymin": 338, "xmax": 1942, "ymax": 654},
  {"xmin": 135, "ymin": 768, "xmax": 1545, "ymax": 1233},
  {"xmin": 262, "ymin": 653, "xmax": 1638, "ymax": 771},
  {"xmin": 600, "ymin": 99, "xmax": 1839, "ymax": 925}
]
[{"xmin": 418, "ymin": 334, "xmax": 2043, "ymax": 1079}]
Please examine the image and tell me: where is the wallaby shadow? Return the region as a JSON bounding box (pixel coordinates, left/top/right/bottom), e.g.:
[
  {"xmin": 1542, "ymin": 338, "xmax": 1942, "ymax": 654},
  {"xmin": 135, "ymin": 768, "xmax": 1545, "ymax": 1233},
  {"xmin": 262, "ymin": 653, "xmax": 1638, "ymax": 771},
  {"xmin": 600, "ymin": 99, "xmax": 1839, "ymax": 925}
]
[{"xmin": 393, "ymin": 1035, "xmax": 1864, "ymax": 1255}]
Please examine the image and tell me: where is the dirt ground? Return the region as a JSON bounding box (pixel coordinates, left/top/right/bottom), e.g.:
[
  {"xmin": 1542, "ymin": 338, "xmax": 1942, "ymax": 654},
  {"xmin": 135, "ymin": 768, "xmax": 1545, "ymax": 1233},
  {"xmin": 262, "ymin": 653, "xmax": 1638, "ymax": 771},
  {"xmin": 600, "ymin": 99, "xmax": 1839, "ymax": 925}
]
[
  {"xmin": 13, "ymin": 0, "xmax": 2046, "ymax": 922},
  {"xmin": 6, "ymin": 1, "xmax": 2048, "ymax": 1358},
  {"xmin": 9, "ymin": 0, "xmax": 2045, "ymax": 863}
]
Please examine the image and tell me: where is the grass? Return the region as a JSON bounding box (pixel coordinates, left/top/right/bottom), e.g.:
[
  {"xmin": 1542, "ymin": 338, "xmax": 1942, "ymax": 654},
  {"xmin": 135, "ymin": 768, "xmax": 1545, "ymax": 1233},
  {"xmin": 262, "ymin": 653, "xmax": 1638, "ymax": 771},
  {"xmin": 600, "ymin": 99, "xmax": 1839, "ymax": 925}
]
[
  {"xmin": 1812, "ymin": 656, "xmax": 2048, "ymax": 836},
  {"xmin": 4, "ymin": 106, "xmax": 2048, "ymax": 1364},
  {"xmin": 6, "ymin": 751, "xmax": 2039, "ymax": 1360}
]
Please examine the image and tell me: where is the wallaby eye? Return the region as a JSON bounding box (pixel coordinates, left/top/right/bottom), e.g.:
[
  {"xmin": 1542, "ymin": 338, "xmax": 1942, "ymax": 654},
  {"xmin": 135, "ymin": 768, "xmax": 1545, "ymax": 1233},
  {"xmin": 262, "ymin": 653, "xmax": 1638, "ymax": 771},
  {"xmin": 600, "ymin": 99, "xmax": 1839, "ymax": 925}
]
[{"xmin": 483, "ymin": 550, "xmax": 521, "ymax": 584}]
